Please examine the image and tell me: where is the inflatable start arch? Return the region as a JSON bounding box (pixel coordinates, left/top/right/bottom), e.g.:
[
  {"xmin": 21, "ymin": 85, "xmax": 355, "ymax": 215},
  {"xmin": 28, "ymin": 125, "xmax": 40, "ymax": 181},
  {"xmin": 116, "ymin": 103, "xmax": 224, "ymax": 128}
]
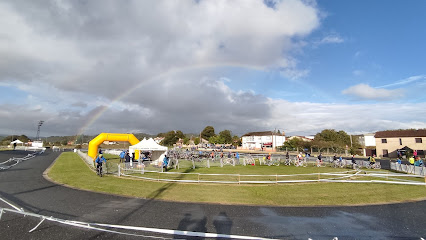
[{"xmin": 88, "ymin": 133, "xmax": 140, "ymax": 160}]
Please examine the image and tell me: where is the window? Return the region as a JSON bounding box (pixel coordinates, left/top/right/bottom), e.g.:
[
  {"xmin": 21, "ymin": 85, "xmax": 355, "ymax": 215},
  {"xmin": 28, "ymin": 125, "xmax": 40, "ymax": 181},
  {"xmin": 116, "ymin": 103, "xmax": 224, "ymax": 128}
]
[
  {"xmin": 381, "ymin": 139, "xmax": 387, "ymax": 143},
  {"xmin": 399, "ymin": 138, "xmax": 402, "ymax": 145},
  {"xmin": 383, "ymin": 149, "xmax": 388, "ymax": 157},
  {"xmin": 415, "ymin": 138, "xmax": 422, "ymax": 143}
]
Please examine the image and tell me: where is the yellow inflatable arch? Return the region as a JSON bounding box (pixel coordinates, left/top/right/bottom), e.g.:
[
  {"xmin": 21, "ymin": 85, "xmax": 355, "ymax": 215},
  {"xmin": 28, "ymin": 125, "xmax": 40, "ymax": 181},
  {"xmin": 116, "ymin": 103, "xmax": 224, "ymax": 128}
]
[{"xmin": 88, "ymin": 133, "xmax": 140, "ymax": 160}]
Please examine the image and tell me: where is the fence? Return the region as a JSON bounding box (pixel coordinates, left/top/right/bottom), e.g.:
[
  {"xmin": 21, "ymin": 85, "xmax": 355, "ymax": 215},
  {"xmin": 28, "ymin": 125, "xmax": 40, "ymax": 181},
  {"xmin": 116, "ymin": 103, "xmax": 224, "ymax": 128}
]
[
  {"xmin": 117, "ymin": 164, "xmax": 426, "ymax": 185},
  {"xmin": 390, "ymin": 162, "xmax": 425, "ymax": 176},
  {"xmin": 0, "ymin": 149, "xmax": 45, "ymax": 170}
]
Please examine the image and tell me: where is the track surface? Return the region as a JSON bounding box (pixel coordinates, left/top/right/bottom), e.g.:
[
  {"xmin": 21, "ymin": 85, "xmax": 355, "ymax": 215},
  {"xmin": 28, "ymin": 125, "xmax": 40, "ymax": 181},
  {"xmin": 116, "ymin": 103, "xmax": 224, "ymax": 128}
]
[{"xmin": 0, "ymin": 150, "xmax": 425, "ymax": 239}]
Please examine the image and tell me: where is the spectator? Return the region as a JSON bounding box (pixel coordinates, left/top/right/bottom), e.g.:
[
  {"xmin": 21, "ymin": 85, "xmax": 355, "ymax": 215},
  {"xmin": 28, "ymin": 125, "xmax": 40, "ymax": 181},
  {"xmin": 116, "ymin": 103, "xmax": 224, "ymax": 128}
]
[
  {"xmin": 125, "ymin": 152, "xmax": 131, "ymax": 162},
  {"xmin": 408, "ymin": 156, "xmax": 415, "ymax": 165},
  {"xmin": 414, "ymin": 157, "xmax": 423, "ymax": 167},
  {"xmin": 119, "ymin": 150, "xmax": 126, "ymax": 163},
  {"xmin": 163, "ymin": 155, "xmax": 169, "ymax": 171}
]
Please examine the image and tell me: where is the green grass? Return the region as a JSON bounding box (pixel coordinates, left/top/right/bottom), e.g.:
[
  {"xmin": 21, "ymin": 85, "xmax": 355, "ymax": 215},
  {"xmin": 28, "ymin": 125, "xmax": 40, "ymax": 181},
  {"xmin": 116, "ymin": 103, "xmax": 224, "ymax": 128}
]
[{"xmin": 47, "ymin": 152, "xmax": 426, "ymax": 206}]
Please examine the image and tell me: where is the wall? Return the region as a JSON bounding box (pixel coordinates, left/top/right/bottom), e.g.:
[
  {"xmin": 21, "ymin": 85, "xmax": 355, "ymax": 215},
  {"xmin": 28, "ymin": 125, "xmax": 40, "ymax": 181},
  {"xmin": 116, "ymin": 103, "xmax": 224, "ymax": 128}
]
[{"xmin": 375, "ymin": 137, "xmax": 426, "ymax": 158}]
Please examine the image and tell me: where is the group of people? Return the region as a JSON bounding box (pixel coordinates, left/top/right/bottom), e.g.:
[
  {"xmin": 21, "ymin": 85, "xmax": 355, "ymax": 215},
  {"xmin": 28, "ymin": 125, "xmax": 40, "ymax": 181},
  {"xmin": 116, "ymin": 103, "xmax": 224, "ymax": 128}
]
[
  {"xmin": 405, "ymin": 156, "xmax": 424, "ymax": 167},
  {"xmin": 119, "ymin": 150, "xmax": 134, "ymax": 163},
  {"xmin": 209, "ymin": 150, "xmax": 240, "ymax": 161}
]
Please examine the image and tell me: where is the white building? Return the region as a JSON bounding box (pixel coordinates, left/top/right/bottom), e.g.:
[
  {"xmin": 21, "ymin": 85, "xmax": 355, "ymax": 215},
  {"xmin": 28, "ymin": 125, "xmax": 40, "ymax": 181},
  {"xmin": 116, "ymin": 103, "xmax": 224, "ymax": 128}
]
[
  {"xmin": 241, "ymin": 131, "xmax": 285, "ymax": 151},
  {"xmin": 359, "ymin": 133, "xmax": 376, "ymax": 147},
  {"xmin": 359, "ymin": 133, "xmax": 376, "ymax": 156}
]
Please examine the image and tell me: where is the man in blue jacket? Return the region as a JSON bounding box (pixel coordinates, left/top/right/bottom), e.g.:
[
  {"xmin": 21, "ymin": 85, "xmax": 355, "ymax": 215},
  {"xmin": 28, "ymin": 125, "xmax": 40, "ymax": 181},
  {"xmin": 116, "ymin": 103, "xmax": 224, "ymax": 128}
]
[
  {"xmin": 95, "ymin": 154, "xmax": 107, "ymax": 176},
  {"xmin": 119, "ymin": 150, "xmax": 126, "ymax": 163}
]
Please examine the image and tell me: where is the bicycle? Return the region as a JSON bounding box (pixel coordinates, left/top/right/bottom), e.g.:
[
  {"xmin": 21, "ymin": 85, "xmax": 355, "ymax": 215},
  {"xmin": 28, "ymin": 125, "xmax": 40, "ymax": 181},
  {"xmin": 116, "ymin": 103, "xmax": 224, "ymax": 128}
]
[
  {"xmin": 316, "ymin": 159, "xmax": 325, "ymax": 167},
  {"xmin": 96, "ymin": 162, "xmax": 103, "ymax": 177},
  {"xmin": 266, "ymin": 158, "xmax": 280, "ymax": 166},
  {"xmin": 367, "ymin": 162, "xmax": 381, "ymax": 169},
  {"xmin": 294, "ymin": 157, "xmax": 307, "ymax": 167}
]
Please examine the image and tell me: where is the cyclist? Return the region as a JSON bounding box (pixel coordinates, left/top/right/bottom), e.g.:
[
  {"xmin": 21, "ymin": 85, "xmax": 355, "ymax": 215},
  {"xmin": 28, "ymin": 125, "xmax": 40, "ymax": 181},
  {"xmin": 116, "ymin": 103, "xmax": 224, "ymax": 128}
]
[
  {"xmin": 317, "ymin": 153, "xmax": 323, "ymax": 167},
  {"xmin": 368, "ymin": 155, "xmax": 376, "ymax": 166},
  {"xmin": 95, "ymin": 154, "xmax": 107, "ymax": 176}
]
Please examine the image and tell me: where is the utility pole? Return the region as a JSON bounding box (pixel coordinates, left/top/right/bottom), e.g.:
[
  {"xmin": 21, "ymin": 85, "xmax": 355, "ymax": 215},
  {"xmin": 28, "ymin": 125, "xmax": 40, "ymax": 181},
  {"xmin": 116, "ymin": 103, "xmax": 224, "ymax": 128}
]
[{"xmin": 36, "ymin": 120, "xmax": 44, "ymax": 141}]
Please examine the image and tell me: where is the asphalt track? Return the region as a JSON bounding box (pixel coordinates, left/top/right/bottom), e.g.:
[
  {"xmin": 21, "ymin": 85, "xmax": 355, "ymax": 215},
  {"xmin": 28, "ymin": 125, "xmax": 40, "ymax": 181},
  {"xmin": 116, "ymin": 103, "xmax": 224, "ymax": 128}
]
[{"xmin": 0, "ymin": 150, "xmax": 425, "ymax": 240}]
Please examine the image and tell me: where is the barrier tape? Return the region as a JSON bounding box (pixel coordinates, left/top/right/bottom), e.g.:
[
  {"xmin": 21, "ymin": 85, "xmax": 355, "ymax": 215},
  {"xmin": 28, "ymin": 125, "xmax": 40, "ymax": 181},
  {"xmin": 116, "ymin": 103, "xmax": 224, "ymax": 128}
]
[
  {"xmin": 0, "ymin": 207, "xmax": 276, "ymax": 240},
  {"xmin": 0, "ymin": 151, "xmax": 44, "ymax": 170}
]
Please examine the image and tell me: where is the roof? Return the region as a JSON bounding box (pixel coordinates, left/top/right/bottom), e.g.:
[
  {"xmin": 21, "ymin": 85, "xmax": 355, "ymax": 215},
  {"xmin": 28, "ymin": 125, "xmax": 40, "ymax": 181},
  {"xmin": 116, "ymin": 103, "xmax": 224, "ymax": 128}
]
[
  {"xmin": 129, "ymin": 138, "xmax": 167, "ymax": 151},
  {"xmin": 242, "ymin": 131, "xmax": 284, "ymax": 137},
  {"xmin": 375, "ymin": 129, "xmax": 426, "ymax": 138}
]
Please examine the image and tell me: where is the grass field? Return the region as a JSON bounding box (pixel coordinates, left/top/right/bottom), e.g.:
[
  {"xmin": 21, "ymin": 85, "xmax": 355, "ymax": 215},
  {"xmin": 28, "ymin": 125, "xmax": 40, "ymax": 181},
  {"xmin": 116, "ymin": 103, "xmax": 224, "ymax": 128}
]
[{"xmin": 47, "ymin": 152, "xmax": 426, "ymax": 206}]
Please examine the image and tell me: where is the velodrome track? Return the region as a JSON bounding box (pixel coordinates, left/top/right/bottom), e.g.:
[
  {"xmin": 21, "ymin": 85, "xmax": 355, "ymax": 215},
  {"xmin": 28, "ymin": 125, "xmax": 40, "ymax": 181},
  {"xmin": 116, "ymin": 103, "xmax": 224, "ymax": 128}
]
[{"xmin": 0, "ymin": 150, "xmax": 425, "ymax": 239}]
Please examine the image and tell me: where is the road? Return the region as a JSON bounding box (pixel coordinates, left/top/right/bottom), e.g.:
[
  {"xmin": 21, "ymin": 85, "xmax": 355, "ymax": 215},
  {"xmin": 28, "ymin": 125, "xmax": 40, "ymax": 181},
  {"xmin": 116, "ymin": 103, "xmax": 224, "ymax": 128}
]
[{"xmin": 0, "ymin": 150, "xmax": 425, "ymax": 239}]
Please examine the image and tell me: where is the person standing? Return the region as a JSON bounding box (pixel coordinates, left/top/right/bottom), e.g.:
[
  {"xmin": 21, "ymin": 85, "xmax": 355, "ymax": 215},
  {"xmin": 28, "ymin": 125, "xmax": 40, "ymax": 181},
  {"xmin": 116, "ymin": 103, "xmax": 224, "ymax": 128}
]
[
  {"xmin": 119, "ymin": 150, "xmax": 126, "ymax": 163},
  {"xmin": 125, "ymin": 151, "xmax": 131, "ymax": 162}
]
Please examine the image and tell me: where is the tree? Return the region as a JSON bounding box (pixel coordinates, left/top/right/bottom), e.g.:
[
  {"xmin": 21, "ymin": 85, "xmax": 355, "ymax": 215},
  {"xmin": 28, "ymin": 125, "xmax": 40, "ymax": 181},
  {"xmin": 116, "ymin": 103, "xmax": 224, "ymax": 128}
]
[
  {"xmin": 280, "ymin": 138, "xmax": 304, "ymax": 151},
  {"xmin": 194, "ymin": 137, "xmax": 200, "ymax": 145},
  {"xmin": 232, "ymin": 135, "xmax": 242, "ymax": 147},
  {"xmin": 201, "ymin": 126, "xmax": 215, "ymax": 140},
  {"xmin": 161, "ymin": 130, "xmax": 184, "ymax": 146},
  {"xmin": 209, "ymin": 135, "xmax": 224, "ymax": 144},
  {"xmin": 218, "ymin": 130, "xmax": 232, "ymax": 144},
  {"xmin": 314, "ymin": 129, "xmax": 351, "ymax": 151},
  {"xmin": 183, "ymin": 137, "xmax": 190, "ymax": 145}
]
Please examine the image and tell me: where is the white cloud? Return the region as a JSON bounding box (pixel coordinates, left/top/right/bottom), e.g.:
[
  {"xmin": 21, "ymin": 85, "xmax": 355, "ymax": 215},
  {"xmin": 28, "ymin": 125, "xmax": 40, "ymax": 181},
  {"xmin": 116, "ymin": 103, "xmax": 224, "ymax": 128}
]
[
  {"xmin": 267, "ymin": 99, "xmax": 426, "ymax": 135},
  {"xmin": 341, "ymin": 84, "xmax": 404, "ymax": 101},
  {"xmin": 378, "ymin": 75, "xmax": 426, "ymax": 88},
  {"xmin": 319, "ymin": 35, "xmax": 344, "ymax": 44},
  {"xmin": 312, "ymin": 34, "xmax": 344, "ymax": 47},
  {"xmin": 352, "ymin": 70, "xmax": 364, "ymax": 76}
]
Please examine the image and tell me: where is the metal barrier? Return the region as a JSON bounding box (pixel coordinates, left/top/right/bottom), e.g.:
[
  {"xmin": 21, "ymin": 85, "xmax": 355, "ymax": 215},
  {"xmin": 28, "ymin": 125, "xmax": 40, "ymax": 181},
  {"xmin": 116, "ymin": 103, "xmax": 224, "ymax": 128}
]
[
  {"xmin": 0, "ymin": 151, "xmax": 44, "ymax": 170},
  {"xmin": 117, "ymin": 168, "xmax": 426, "ymax": 186},
  {"xmin": 76, "ymin": 150, "xmax": 95, "ymax": 169},
  {"xmin": 391, "ymin": 162, "xmax": 426, "ymax": 176}
]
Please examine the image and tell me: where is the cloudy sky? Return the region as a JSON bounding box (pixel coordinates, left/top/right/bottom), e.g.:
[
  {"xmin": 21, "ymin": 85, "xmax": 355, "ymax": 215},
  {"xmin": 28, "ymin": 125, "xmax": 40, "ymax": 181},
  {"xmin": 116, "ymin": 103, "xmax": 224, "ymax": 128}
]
[{"xmin": 1, "ymin": 0, "xmax": 426, "ymax": 137}]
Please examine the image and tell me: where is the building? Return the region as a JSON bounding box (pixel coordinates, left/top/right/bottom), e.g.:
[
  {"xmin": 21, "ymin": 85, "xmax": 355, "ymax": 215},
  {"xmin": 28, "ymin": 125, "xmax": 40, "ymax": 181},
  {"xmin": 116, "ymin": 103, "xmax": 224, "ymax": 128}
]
[
  {"xmin": 359, "ymin": 133, "xmax": 376, "ymax": 156},
  {"xmin": 241, "ymin": 131, "xmax": 285, "ymax": 151},
  {"xmin": 375, "ymin": 129, "xmax": 426, "ymax": 158}
]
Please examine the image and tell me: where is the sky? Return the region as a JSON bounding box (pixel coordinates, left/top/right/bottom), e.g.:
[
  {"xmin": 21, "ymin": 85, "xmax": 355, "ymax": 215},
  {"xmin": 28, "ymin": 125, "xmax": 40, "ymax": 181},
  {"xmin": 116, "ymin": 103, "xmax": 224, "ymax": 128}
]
[{"xmin": 1, "ymin": 0, "xmax": 426, "ymax": 138}]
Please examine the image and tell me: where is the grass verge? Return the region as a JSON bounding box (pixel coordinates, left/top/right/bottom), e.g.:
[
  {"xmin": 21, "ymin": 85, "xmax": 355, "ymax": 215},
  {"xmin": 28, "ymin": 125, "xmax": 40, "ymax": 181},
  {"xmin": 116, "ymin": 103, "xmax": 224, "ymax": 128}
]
[{"xmin": 47, "ymin": 152, "xmax": 426, "ymax": 206}]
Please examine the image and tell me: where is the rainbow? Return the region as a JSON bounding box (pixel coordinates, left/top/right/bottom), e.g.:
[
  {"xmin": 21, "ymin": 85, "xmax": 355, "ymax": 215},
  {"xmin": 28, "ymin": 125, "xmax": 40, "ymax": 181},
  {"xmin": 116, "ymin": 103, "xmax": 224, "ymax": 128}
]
[
  {"xmin": 75, "ymin": 63, "xmax": 246, "ymax": 138},
  {"xmin": 74, "ymin": 62, "xmax": 326, "ymax": 140}
]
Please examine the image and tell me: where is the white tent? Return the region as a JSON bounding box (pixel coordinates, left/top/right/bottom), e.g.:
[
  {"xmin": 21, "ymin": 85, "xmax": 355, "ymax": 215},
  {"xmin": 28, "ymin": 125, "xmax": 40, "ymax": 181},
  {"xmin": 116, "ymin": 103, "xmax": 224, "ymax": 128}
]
[
  {"xmin": 10, "ymin": 140, "xmax": 23, "ymax": 145},
  {"xmin": 129, "ymin": 138, "xmax": 168, "ymax": 165}
]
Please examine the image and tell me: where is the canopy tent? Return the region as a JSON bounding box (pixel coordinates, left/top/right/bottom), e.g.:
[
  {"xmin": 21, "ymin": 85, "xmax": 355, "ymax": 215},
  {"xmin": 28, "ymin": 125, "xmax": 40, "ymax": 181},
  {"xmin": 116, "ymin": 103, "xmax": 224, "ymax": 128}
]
[
  {"xmin": 129, "ymin": 138, "xmax": 168, "ymax": 165},
  {"xmin": 10, "ymin": 140, "xmax": 23, "ymax": 145}
]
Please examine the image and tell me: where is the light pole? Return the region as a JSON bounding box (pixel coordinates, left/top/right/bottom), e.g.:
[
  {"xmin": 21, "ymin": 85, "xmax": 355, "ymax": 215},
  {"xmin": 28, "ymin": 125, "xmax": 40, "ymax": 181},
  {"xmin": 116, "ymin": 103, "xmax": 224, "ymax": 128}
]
[{"xmin": 36, "ymin": 120, "xmax": 44, "ymax": 141}]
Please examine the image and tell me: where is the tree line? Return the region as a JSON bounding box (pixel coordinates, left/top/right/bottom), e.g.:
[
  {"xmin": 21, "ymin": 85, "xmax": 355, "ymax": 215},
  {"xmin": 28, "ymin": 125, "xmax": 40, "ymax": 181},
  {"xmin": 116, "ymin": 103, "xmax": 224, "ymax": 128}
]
[
  {"xmin": 158, "ymin": 126, "xmax": 241, "ymax": 147},
  {"xmin": 280, "ymin": 129, "xmax": 362, "ymax": 154}
]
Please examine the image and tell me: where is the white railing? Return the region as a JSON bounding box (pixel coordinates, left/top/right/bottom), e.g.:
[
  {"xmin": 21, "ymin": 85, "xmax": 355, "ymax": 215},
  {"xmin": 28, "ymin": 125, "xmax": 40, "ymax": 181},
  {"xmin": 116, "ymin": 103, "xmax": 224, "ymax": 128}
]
[{"xmin": 391, "ymin": 162, "xmax": 426, "ymax": 176}]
